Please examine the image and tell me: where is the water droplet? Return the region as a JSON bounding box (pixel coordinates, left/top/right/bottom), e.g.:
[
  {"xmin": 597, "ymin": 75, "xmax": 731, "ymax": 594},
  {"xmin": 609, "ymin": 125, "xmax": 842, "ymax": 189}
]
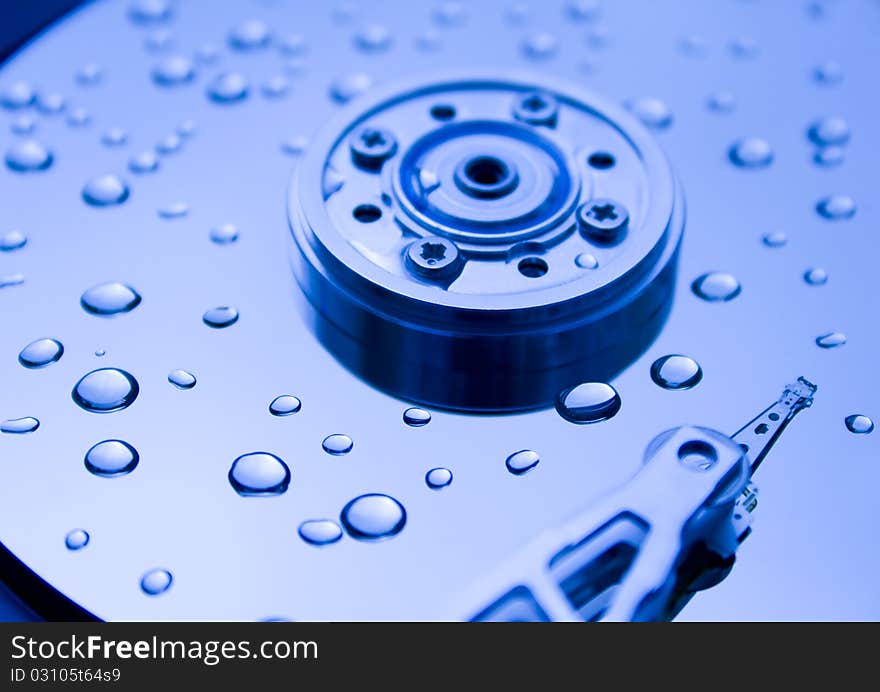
[
  {"xmin": 1, "ymin": 417, "xmax": 39, "ymax": 434},
  {"xmin": 803, "ymin": 267, "xmax": 828, "ymax": 286},
  {"xmin": 66, "ymin": 106, "xmax": 91, "ymax": 127},
  {"xmin": 522, "ymin": 32, "xmax": 559, "ymax": 60},
  {"xmin": 202, "ymin": 306, "xmax": 239, "ymax": 328},
  {"xmin": 0, "ymin": 229, "xmax": 27, "ymax": 251},
  {"xmin": 168, "ymin": 369, "xmax": 196, "ymax": 390},
  {"xmin": 11, "ymin": 115, "xmax": 36, "ymax": 135},
  {"xmin": 269, "ymin": 395, "xmax": 301, "ymax": 416},
  {"xmin": 299, "ymin": 520, "xmax": 343, "ymax": 546},
  {"xmin": 691, "ymin": 272, "xmax": 741, "ymax": 302},
  {"xmin": 807, "ymin": 116, "xmax": 850, "ymax": 147},
  {"xmin": 5, "ymin": 139, "xmax": 53, "ymax": 172},
  {"xmin": 229, "ymin": 19, "xmax": 271, "ymax": 50},
  {"xmin": 322, "ymin": 434, "xmax": 353, "ymax": 456},
  {"xmin": 210, "ymin": 223, "xmax": 239, "ymax": 244},
  {"xmin": 433, "ymin": 1, "xmax": 467, "ymax": 25},
  {"xmin": 177, "ymin": 119, "xmax": 197, "ymax": 138},
  {"xmin": 425, "ymin": 467, "xmax": 453, "ymax": 490},
  {"xmin": 815, "ymin": 331, "xmax": 846, "ymax": 349},
  {"xmin": 144, "ymin": 28, "xmax": 173, "ymax": 52},
  {"xmin": 18, "ymin": 338, "xmax": 64, "ymax": 369},
  {"xmin": 278, "ymin": 33, "xmax": 308, "ymax": 56},
  {"xmin": 95, "ymin": 349, "xmax": 106, "ymax": 357},
  {"xmin": 813, "ymin": 60, "xmax": 843, "ymax": 85},
  {"xmin": 229, "ymin": 452, "xmax": 290, "ymax": 496},
  {"xmin": 354, "ymin": 24, "xmax": 392, "ymax": 52},
  {"xmin": 728, "ymin": 137, "xmax": 773, "ymax": 169},
  {"xmin": 626, "ymin": 97, "xmax": 673, "ymax": 130},
  {"xmin": 575, "ymin": 252, "xmax": 599, "ymax": 269},
  {"xmin": 140, "ymin": 568, "xmax": 172, "ymax": 596},
  {"xmin": 650, "ymin": 354, "xmax": 703, "ymax": 390},
  {"xmin": 65, "ymin": 529, "xmax": 90, "ymax": 551},
  {"xmin": 129, "ymin": 151, "xmax": 160, "ymax": 174},
  {"xmin": 555, "ymin": 382, "xmax": 621, "ymax": 424},
  {"xmin": 81, "ymin": 282, "xmax": 141, "ymax": 316},
  {"xmin": 816, "ymin": 194, "xmax": 856, "ymax": 220},
  {"xmin": 155, "ymin": 133, "xmax": 182, "ymax": 154},
  {"xmin": 707, "ymin": 91, "xmax": 736, "ymax": 114},
  {"xmin": 261, "ymin": 76, "xmax": 290, "ymax": 99},
  {"xmin": 340, "ymin": 494, "xmax": 406, "ymax": 541},
  {"xmin": 679, "ymin": 35, "xmax": 708, "ymax": 58},
  {"xmin": 586, "ymin": 26, "xmax": 609, "ymax": 48},
  {"xmin": 158, "ymin": 201, "xmax": 189, "ymax": 219},
  {"xmin": 329, "ymin": 73, "xmax": 372, "ymax": 104},
  {"xmin": 762, "ymin": 231, "xmax": 787, "ymax": 248},
  {"xmin": 206, "ymin": 72, "xmax": 249, "ymax": 103},
  {"xmin": 1, "ymin": 81, "xmax": 35, "ymax": 109},
  {"xmin": 415, "ymin": 30, "xmax": 442, "ymax": 51},
  {"xmin": 75, "ymin": 63, "xmax": 103, "ymax": 86},
  {"xmin": 403, "ymin": 407, "xmax": 431, "ymax": 427},
  {"xmin": 84, "ymin": 439, "xmax": 139, "ymax": 476},
  {"xmin": 282, "ymin": 58, "xmax": 306, "ymax": 76},
  {"xmin": 195, "ymin": 43, "xmax": 220, "ymax": 64},
  {"xmin": 151, "ymin": 55, "xmax": 195, "ymax": 86},
  {"xmin": 845, "ymin": 415, "xmax": 874, "ymax": 435},
  {"xmin": 101, "ymin": 127, "xmax": 128, "ymax": 147},
  {"xmin": 72, "ymin": 368, "xmax": 139, "ymax": 413},
  {"xmin": 565, "ymin": 0, "xmax": 602, "ymax": 22},
  {"xmin": 128, "ymin": 0, "xmax": 172, "ymax": 25},
  {"xmin": 82, "ymin": 174, "xmax": 130, "ymax": 206},
  {"xmin": 813, "ymin": 146, "xmax": 845, "ymax": 168},
  {"xmin": 0, "ymin": 273, "xmax": 25, "ymax": 289},
  {"xmin": 280, "ymin": 136, "xmax": 308, "ymax": 157},
  {"xmin": 729, "ymin": 36, "xmax": 759, "ymax": 59},
  {"xmin": 35, "ymin": 91, "xmax": 65, "ymax": 115},
  {"xmin": 506, "ymin": 449, "xmax": 540, "ymax": 475}
]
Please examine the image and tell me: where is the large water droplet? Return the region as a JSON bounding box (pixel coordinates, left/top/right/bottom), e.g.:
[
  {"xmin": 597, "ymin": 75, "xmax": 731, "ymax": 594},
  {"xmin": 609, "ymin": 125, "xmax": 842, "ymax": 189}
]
[
  {"xmin": 322, "ymin": 434, "xmax": 353, "ymax": 456},
  {"xmin": 0, "ymin": 229, "xmax": 27, "ymax": 252},
  {"xmin": 816, "ymin": 194, "xmax": 856, "ymax": 220},
  {"xmin": 803, "ymin": 267, "xmax": 828, "ymax": 286},
  {"xmin": 299, "ymin": 520, "xmax": 343, "ymax": 546},
  {"xmin": 202, "ymin": 306, "xmax": 239, "ymax": 328},
  {"xmin": 140, "ymin": 568, "xmax": 173, "ymax": 596},
  {"xmin": 807, "ymin": 116, "xmax": 850, "ymax": 147},
  {"xmin": 168, "ymin": 369, "xmax": 196, "ymax": 390},
  {"xmin": 403, "ymin": 407, "xmax": 431, "ymax": 427},
  {"xmin": 18, "ymin": 338, "xmax": 64, "ymax": 369},
  {"xmin": 845, "ymin": 415, "xmax": 874, "ymax": 435},
  {"xmin": 425, "ymin": 467, "xmax": 453, "ymax": 489},
  {"xmin": 81, "ymin": 282, "xmax": 141, "ymax": 316},
  {"xmin": 815, "ymin": 331, "xmax": 846, "ymax": 349},
  {"xmin": 5, "ymin": 139, "xmax": 53, "ymax": 172},
  {"xmin": 84, "ymin": 439, "xmax": 139, "ymax": 476},
  {"xmin": 228, "ymin": 19, "xmax": 271, "ymax": 51},
  {"xmin": 82, "ymin": 175, "xmax": 130, "ymax": 206},
  {"xmin": 691, "ymin": 272, "xmax": 741, "ymax": 302},
  {"xmin": 72, "ymin": 368, "xmax": 139, "ymax": 413},
  {"xmin": 229, "ymin": 452, "xmax": 290, "ymax": 496},
  {"xmin": 210, "ymin": 223, "xmax": 239, "ymax": 245},
  {"xmin": 151, "ymin": 56, "xmax": 196, "ymax": 86},
  {"xmin": 329, "ymin": 73, "xmax": 372, "ymax": 104},
  {"xmin": 650, "ymin": 354, "xmax": 703, "ymax": 390},
  {"xmin": 354, "ymin": 24, "xmax": 392, "ymax": 52},
  {"xmin": 506, "ymin": 449, "xmax": 540, "ymax": 476},
  {"xmin": 128, "ymin": 0, "xmax": 172, "ymax": 25},
  {"xmin": 340, "ymin": 494, "xmax": 406, "ymax": 541},
  {"xmin": 522, "ymin": 32, "xmax": 559, "ymax": 60},
  {"xmin": 1, "ymin": 81, "xmax": 35, "ymax": 109},
  {"xmin": 728, "ymin": 137, "xmax": 773, "ymax": 168},
  {"xmin": 65, "ymin": 529, "xmax": 90, "ymax": 551},
  {"xmin": 129, "ymin": 151, "xmax": 160, "ymax": 174},
  {"xmin": 555, "ymin": 382, "xmax": 621, "ymax": 424},
  {"xmin": 1, "ymin": 417, "xmax": 39, "ymax": 434},
  {"xmin": 269, "ymin": 395, "xmax": 301, "ymax": 416},
  {"xmin": 206, "ymin": 72, "xmax": 249, "ymax": 104}
]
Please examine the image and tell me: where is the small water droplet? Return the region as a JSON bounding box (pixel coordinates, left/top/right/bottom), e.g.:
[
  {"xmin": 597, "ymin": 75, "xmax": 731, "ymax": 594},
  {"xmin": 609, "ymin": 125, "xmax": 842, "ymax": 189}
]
[
  {"xmin": 65, "ymin": 529, "xmax": 90, "ymax": 551},
  {"xmin": 36, "ymin": 91, "xmax": 65, "ymax": 114},
  {"xmin": 425, "ymin": 467, "xmax": 453, "ymax": 490},
  {"xmin": 322, "ymin": 434, "xmax": 353, "ymax": 456},
  {"xmin": 156, "ymin": 133, "xmax": 182, "ymax": 154},
  {"xmin": 691, "ymin": 272, "xmax": 741, "ymax": 302},
  {"xmin": 82, "ymin": 174, "xmax": 130, "ymax": 206},
  {"xmin": 329, "ymin": 73, "xmax": 372, "ymax": 104},
  {"xmin": 575, "ymin": 252, "xmax": 599, "ymax": 269},
  {"xmin": 433, "ymin": 1, "xmax": 467, "ymax": 25},
  {"xmin": 280, "ymin": 136, "xmax": 308, "ymax": 156},
  {"xmin": 73, "ymin": 369, "xmax": 139, "ymax": 413},
  {"xmin": 261, "ymin": 76, "xmax": 290, "ymax": 99},
  {"xmin": 565, "ymin": 0, "xmax": 602, "ymax": 22},
  {"xmin": 81, "ymin": 282, "xmax": 141, "ymax": 316},
  {"xmin": 151, "ymin": 55, "xmax": 196, "ymax": 86},
  {"xmin": 158, "ymin": 201, "xmax": 189, "ymax": 219},
  {"xmin": 128, "ymin": 0, "xmax": 172, "ymax": 25},
  {"xmin": 18, "ymin": 338, "xmax": 64, "ymax": 369},
  {"xmin": 586, "ymin": 25, "xmax": 609, "ymax": 48},
  {"xmin": 269, "ymin": 395, "xmax": 301, "ymax": 416},
  {"xmin": 278, "ymin": 33, "xmax": 308, "ymax": 56},
  {"xmin": 679, "ymin": 35, "xmax": 707, "ymax": 57},
  {"xmin": 650, "ymin": 354, "xmax": 703, "ymax": 390},
  {"xmin": 807, "ymin": 116, "xmax": 850, "ymax": 147},
  {"xmin": 707, "ymin": 91, "xmax": 736, "ymax": 113},
  {"xmin": 803, "ymin": 267, "xmax": 828, "ymax": 286},
  {"xmin": 729, "ymin": 36, "xmax": 759, "ymax": 59},
  {"xmin": 229, "ymin": 452, "xmax": 290, "ymax": 496},
  {"xmin": 144, "ymin": 28, "xmax": 173, "ymax": 52},
  {"xmin": 206, "ymin": 72, "xmax": 249, "ymax": 103},
  {"xmin": 129, "ymin": 151, "xmax": 160, "ymax": 174},
  {"xmin": 101, "ymin": 127, "xmax": 129, "ymax": 147},
  {"xmin": 168, "ymin": 369, "xmax": 196, "ymax": 390},
  {"xmin": 95, "ymin": 349, "xmax": 106, "ymax": 357},
  {"xmin": 522, "ymin": 32, "xmax": 559, "ymax": 60},
  {"xmin": 282, "ymin": 58, "xmax": 306, "ymax": 76},
  {"xmin": 202, "ymin": 306, "xmax": 239, "ymax": 328},
  {"xmin": 762, "ymin": 231, "xmax": 787, "ymax": 248},
  {"xmin": 415, "ymin": 30, "xmax": 442, "ymax": 51},
  {"xmin": 1, "ymin": 81, "xmax": 35, "ymax": 109},
  {"xmin": 506, "ymin": 449, "xmax": 540, "ymax": 475},
  {"xmin": 228, "ymin": 19, "xmax": 271, "ymax": 50},
  {"xmin": 555, "ymin": 382, "xmax": 621, "ymax": 424},
  {"xmin": 210, "ymin": 223, "xmax": 239, "ymax": 244},
  {"xmin": 626, "ymin": 97, "xmax": 673, "ymax": 130},
  {"xmin": 1, "ymin": 417, "xmax": 40, "ymax": 434},
  {"xmin": 813, "ymin": 146, "xmax": 845, "ymax": 168},
  {"xmin": 195, "ymin": 43, "xmax": 220, "ymax": 64},
  {"xmin": 0, "ymin": 273, "xmax": 25, "ymax": 289},
  {"xmin": 75, "ymin": 63, "xmax": 103, "ymax": 86},
  {"xmin": 5, "ymin": 139, "xmax": 53, "ymax": 172},
  {"xmin": 0, "ymin": 229, "xmax": 27, "ymax": 251},
  {"xmin": 11, "ymin": 115, "xmax": 36, "ymax": 135},
  {"xmin": 340, "ymin": 494, "xmax": 406, "ymax": 541},
  {"xmin": 813, "ymin": 60, "xmax": 843, "ymax": 85},
  {"xmin": 816, "ymin": 194, "xmax": 856, "ymax": 220},
  {"xmin": 299, "ymin": 519, "xmax": 343, "ymax": 546},
  {"xmin": 354, "ymin": 24, "xmax": 393, "ymax": 52},
  {"xmin": 845, "ymin": 414, "xmax": 874, "ymax": 435},
  {"xmin": 403, "ymin": 407, "xmax": 431, "ymax": 427},
  {"xmin": 66, "ymin": 106, "xmax": 91, "ymax": 127},
  {"xmin": 177, "ymin": 119, "xmax": 197, "ymax": 138},
  {"xmin": 84, "ymin": 439, "xmax": 139, "ymax": 476},
  {"xmin": 140, "ymin": 568, "xmax": 172, "ymax": 596},
  {"xmin": 815, "ymin": 331, "xmax": 846, "ymax": 349},
  {"xmin": 728, "ymin": 137, "xmax": 773, "ymax": 168}
]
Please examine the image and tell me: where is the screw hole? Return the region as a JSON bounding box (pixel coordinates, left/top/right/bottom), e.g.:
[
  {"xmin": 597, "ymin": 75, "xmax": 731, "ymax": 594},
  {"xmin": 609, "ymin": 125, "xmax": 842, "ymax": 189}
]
[
  {"xmin": 353, "ymin": 204, "xmax": 382, "ymax": 223},
  {"xmin": 430, "ymin": 104, "xmax": 456, "ymax": 121},
  {"xmin": 768, "ymin": 412, "xmax": 780, "ymax": 421},
  {"xmin": 518, "ymin": 256, "xmax": 548, "ymax": 278},
  {"xmin": 754, "ymin": 423, "xmax": 769, "ymax": 435},
  {"xmin": 588, "ymin": 151, "xmax": 616, "ymax": 170}
]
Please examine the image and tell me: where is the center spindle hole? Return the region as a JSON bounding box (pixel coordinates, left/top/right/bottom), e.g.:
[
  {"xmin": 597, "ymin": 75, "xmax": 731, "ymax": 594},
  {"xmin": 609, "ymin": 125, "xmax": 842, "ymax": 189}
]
[{"xmin": 465, "ymin": 156, "xmax": 508, "ymax": 186}]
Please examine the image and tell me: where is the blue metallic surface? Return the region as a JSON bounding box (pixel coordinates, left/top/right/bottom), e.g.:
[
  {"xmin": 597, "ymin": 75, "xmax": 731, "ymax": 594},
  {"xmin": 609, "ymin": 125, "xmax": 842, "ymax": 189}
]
[{"xmin": 0, "ymin": 0, "xmax": 878, "ymax": 620}]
